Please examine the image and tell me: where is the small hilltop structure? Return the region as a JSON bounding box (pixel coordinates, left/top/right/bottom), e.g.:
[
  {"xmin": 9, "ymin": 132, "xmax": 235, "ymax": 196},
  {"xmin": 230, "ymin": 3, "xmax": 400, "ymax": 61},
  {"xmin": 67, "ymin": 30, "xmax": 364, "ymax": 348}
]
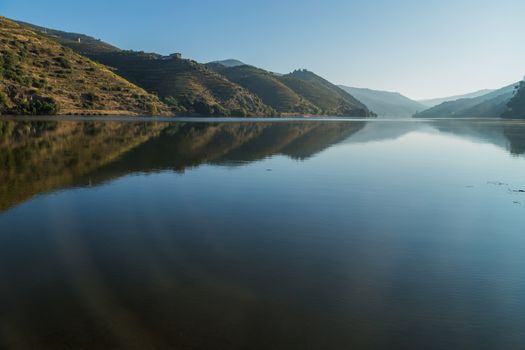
[{"xmin": 161, "ymin": 52, "xmax": 182, "ymax": 60}]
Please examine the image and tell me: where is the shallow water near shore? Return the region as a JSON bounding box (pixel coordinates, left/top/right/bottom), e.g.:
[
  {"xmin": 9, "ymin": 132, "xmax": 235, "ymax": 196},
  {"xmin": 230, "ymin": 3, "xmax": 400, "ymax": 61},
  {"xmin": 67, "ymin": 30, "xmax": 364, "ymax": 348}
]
[{"xmin": 1, "ymin": 118, "xmax": 525, "ymax": 349}]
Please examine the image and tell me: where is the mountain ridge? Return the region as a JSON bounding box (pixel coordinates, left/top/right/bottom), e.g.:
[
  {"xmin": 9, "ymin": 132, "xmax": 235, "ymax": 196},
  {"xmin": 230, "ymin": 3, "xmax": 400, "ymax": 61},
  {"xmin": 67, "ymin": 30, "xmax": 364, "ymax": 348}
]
[
  {"xmin": 11, "ymin": 18, "xmax": 373, "ymax": 117},
  {"xmin": 278, "ymin": 69, "xmax": 372, "ymax": 117},
  {"xmin": 339, "ymin": 86, "xmax": 426, "ymax": 117},
  {"xmin": 414, "ymin": 84, "xmax": 516, "ymax": 119},
  {"xmin": 418, "ymin": 89, "xmax": 494, "ymax": 108}
]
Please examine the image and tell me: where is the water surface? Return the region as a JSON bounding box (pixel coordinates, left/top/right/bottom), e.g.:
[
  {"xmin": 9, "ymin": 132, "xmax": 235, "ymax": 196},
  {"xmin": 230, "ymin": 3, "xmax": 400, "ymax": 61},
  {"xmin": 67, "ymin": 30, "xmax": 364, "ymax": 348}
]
[{"xmin": 1, "ymin": 118, "xmax": 525, "ymax": 349}]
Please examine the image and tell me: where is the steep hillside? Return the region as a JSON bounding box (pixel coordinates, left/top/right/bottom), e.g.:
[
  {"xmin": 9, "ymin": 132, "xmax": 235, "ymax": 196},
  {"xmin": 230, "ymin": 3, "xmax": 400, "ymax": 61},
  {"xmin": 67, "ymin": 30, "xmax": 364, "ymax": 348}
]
[
  {"xmin": 339, "ymin": 86, "xmax": 425, "ymax": 117},
  {"xmin": 502, "ymin": 80, "xmax": 525, "ymax": 118},
  {"xmin": 11, "ymin": 20, "xmax": 373, "ymax": 117},
  {"xmin": 278, "ymin": 70, "xmax": 373, "ymax": 117},
  {"xmin": 414, "ymin": 84, "xmax": 516, "ymax": 118},
  {"xmin": 209, "ymin": 64, "xmax": 377, "ymax": 116},
  {"xmin": 85, "ymin": 51, "xmax": 275, "ymax": 116},
  {"xmin": 208, "ymin": 64, "xmax": 320, "ymax": 114},
  {"xmin": 419, "ymin": 89, "xmax": 494, "ymax": 108},
  {"xmin": 0, "ymin": 17, "xmax": 169, "ymax": 116},
  {"xmin": 17, "ymin": 21, "xmax": 274, "ymax": 117}
]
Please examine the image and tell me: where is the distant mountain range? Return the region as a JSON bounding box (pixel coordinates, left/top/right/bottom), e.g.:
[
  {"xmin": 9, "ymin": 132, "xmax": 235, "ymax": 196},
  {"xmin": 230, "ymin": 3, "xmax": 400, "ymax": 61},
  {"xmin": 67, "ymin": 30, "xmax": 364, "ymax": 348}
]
[
  {"xmin": 6, "ymin": 18, "xmax": 373, "ymax": 117},
  {"xmin": 418, "ymin": 90, "xmax": 495, "ymax": 108},
  {"xmin": 338, "ymin": 86, "xmax": 426, "ymax": 117},
  {"xmin": 414, "ymin": 84, "xmax": 516, "ymax": 119}
]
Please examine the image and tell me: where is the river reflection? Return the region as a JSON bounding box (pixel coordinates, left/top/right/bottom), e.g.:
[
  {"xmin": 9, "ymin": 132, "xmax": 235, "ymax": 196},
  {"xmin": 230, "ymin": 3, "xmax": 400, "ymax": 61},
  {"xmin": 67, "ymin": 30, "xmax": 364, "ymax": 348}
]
[{"xmin": 1, "ymin": 118, "xmax": 525, "ymax": 349}]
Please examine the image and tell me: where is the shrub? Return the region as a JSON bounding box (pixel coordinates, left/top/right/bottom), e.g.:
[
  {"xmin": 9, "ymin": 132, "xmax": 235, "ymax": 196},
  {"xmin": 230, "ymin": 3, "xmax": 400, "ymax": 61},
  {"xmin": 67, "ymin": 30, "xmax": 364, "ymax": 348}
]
[
  {"xmin": 212, "ymin": 104, "xmax": 230, "ymax": 117},
  {"xmin": 231, "ymin": 108, "xmax": 248, "ymax": 117},
  {"xmin": 193, "ymin": 100, "xmax": 213, "ymax": 115},
  {"xmin": 0, "ymin": 91, "xmax": 10, "ymax": 113},
  {"xmin": 81, "ymin": 92, "xmax": 100, "ymax": 108},
  {"xmin": 2, "ymin": 51, "xmax": 19, "ymax": 70},
  {"xmin": 32, "ymin": 79, "xmax": 46, "ymax": 89},
  {"xmin": 146, "ymin": 102, "xmax": 158, "ymax": 115},
  {"xmin": 165, "ymin": 96, "xmax": 187, "ymax": 113},
  {"xmin": 0, "ymin": 51, "xmax": 20, "ymax": 80},
  {"xmin": 53, "ymin": 56, "xmax": 71, "ymax": 69},
  {"xmin": 16, "ymin": 96, "xmax": 60, "ymax": 115}
]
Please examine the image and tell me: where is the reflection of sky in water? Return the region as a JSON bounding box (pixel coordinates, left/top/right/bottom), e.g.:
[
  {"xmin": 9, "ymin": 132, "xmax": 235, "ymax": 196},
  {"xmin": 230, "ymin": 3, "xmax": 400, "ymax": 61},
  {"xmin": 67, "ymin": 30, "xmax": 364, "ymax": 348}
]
[{"xmin": 1, "ymin": 121, "xmax": 525, "ymax": 349}]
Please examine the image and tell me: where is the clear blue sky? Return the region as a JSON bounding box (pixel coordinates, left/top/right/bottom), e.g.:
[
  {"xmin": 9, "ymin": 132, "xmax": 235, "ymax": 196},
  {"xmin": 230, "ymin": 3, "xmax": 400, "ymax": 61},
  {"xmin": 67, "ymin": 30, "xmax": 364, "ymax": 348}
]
[{"xmin": 2, "ymin": 0, "xmax": 524, "ymax": 100}]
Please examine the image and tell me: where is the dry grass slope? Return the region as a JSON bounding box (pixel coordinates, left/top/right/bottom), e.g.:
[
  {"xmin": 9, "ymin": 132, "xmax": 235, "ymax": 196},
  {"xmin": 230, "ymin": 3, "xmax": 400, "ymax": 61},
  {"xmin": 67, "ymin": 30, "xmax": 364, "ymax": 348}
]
[{"xmin": 0, "ymin": 17, "xmax": 170, "ymax": 116}]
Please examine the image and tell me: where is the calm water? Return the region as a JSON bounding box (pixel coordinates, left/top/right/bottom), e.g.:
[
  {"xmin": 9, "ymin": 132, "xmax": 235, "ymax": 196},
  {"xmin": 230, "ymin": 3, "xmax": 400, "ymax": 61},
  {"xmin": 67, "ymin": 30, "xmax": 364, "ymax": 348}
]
[{"xmin": 1, "ymin": 118, "xmax": 525, "ymax": 349}]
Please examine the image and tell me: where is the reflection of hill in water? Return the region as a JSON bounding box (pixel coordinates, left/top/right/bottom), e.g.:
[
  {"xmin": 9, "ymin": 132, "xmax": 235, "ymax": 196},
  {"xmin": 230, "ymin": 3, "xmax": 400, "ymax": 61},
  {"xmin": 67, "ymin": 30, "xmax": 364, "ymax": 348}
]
[
  {"xmin": 0, "ymin": 120, "xmax": 164, "ymax": 211},
  {"xmin": 2, "ymin": 118, "xmax": 525, "ymax": 212},
  {"xmin": 342, "ymin": 120, "xmax": 430, "ymax": 144},
  {"xmin": 79, "ymin": 122, "xmax": 366, "ymax": 189},
  {"xmin": 428, "ymin": 120, "xmax": 525, "ymax": 156},
  {"xmin": 503, "ymin": 125, "xmax": 525, "ymax": 155},
  {"xmin": 345, "ymin": 119, "xmax": 525, "ymax": 157},
  {"xmin": 0, "ymin": 120, "xmax": 365, "ymax": 211}
]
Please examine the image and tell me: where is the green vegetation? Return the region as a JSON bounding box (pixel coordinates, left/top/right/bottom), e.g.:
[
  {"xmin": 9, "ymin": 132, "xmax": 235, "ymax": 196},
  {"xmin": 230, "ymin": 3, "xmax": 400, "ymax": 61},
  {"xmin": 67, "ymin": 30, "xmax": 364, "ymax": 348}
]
[
  {"xmin": 209, "ymin": 65, "xmax": 374, "ymax": 116},
  {"xmin": 16, "ymin": 20, "xmax": 375, "ymax": 118},
  {"xmin": 76, "ymin": 51, "xmax": 275, "ymax": 116},
  {"xmin": 209, "ymin": 64, "xmax": 321, "ymax": 114},
  {"xmin": 278, "ymin": 70, "xmax": 373, "ymax": 116},
  {"xmin": 0, "ymin": 17, "xmax": 170, "ymax": 116},
  {"xmin": 502, "ymin": 80, "xmax": 525, "ymax": 118},
  {"xmin": 414, "ymin": 84, "xmax": 516, "ymax": 118},
  {"xmin": 16, "ymin": 96, "xmax": 60, "ymax": 115}
]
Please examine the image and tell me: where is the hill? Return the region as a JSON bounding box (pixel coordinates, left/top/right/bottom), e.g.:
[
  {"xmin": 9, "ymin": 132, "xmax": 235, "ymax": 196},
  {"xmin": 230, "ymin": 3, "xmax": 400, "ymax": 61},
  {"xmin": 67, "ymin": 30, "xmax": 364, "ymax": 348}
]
[
  {"xmin": 0, "ymin": 17, "xmax": 169, "ymax": 116},
  {"xmin": 208, "ymin": 64, "xmax": 321, "ymax": 114},
  {"xmin": 502, "ymin": 80, "xmax": 525, "ymax": 118},
  {"xmin": 339, "ymin": 86, "xmax": 425, "ymax": 117},
  {"xmin": 83, "ymin": 51, "xmax": 275, "ymax": 116},
  {"xmin": 414, "ymin": 84, "xmax": 516, "ymax": 119},
  {"xmin": 419, "ymin": 89, "xmax": 494, "ymax": 108},
  {"xmin": 10, "ymin": 20, "xmax": 373, "ymax": 117},
  {"xmin": 277, "ymin": 70, "xmax": 373, "ymax": 117},
  {"xmin": 14, "ymin": 21, "xmax": 274, "ymax": 117},
  {"xmin": 210, "ymin": 65, "xmax": 374, "ymax": 116}
]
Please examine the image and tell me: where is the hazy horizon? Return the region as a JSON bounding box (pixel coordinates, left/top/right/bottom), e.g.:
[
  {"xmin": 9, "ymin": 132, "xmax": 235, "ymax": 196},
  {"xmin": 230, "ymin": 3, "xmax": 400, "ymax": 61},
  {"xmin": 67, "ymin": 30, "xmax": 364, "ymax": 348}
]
[{"xmin": 2, "ymin": 0, "xmax": 524, "ymax": 100}]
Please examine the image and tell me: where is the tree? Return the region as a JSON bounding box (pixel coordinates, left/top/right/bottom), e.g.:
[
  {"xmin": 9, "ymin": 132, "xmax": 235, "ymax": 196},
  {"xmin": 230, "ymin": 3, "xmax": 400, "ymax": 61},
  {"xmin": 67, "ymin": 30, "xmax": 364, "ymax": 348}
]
[{"xmin": 502, "ymin": 78, "xmax": 525, "ymax": 118}]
